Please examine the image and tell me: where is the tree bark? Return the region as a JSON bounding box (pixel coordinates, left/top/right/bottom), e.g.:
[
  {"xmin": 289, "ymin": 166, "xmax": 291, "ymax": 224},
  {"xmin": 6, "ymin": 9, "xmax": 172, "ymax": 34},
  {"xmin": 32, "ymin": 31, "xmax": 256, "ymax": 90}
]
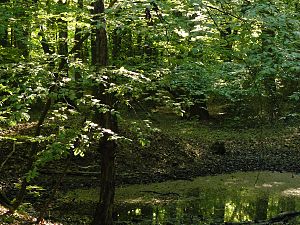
[
  {"xmin": 58, "ymin": 0, "xmax": 68, "ymax": 72},
  {"xmin": 91, "ymin": 0, "xmax": 108, "ymax": 67},
  {"xmin": 90, "ymin": 1, "xmax": 118, "ymax": 225}
]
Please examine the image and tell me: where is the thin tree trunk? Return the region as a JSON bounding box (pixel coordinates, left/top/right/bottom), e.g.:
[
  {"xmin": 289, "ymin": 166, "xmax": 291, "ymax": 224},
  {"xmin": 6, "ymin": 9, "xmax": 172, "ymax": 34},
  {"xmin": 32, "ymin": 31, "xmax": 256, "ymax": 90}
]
[
  {"xmin": 58, "ymin": 0, "xmax": 68, "ymax": 72},
  {"xmin": 0, "ymin": 26, "xmax": 9, "ymax": 47},
  {"xmin": 261, "ymin": 28, "xmax": 278, "ymax": 121},
  {"xmin": 74, "ymin": 0, "xmax": 84, "ymax": 81},
  {"xmin": 13, "ymin": 97, "xmax": 52, "ymax": 210},
  {"xmin": 111, "ymin": 27, "xmax": 121, "ymax": 60}
]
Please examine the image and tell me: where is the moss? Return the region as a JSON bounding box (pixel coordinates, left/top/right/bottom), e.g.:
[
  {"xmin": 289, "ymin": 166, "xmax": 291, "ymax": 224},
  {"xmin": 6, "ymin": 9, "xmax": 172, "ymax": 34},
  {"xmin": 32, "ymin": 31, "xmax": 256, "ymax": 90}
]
[
  {"xmin": 61, "ymin": 188, "xmax": 100, "ymax": 203},
  {"xmin": 62, "ymin": 171, "xmax": 300, "ymax": 205}
]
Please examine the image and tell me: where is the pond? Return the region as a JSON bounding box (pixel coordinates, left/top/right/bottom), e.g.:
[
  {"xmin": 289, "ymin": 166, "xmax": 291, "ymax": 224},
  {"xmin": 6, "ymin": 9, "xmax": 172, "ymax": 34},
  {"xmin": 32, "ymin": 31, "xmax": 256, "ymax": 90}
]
[{"xmin": 113, "ymin": 171, "xmax": 300, "ymax": 224}]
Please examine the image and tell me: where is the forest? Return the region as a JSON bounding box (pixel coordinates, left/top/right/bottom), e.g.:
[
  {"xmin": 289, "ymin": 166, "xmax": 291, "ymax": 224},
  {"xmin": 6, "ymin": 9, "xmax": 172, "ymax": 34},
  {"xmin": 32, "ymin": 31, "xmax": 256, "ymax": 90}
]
[{"xmin": 0, "ymin": 0, "xmax": 300, "ymax": 224}]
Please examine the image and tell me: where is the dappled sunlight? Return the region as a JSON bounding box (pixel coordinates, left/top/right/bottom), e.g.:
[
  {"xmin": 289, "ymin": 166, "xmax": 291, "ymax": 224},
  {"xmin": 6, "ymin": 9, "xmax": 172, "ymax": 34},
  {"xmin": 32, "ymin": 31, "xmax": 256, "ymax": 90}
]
[
  {"xmin": 1, "ymin": 0, "xmax": 299, "ymax": 224},
  {"xmin": 256, "ymin": 181, "xmax": 285, "ymax": 188},
  {"xmin": 0, "ymin": 205, "xmax": 36, "ymax": 224},
  {"xmin": 224, "ymin": 181, "xmax": 238, "ymax": 185},
  {"xmin": 261, "ymin": 183, "xmax": 273, "ymax": 188},
  {"xmin": 0, "ymin": 205, "xmax": 64, "ymax": 225},
  {"xmin": 225, "ymin": 201, "xmax": 252, "ymax": 222},
  {"xmin": 120, "ymin": 197, "xmax": 144, "ymax": 204},
  {"xmin": 0, "ymin": 122, "xmax": 37, "ymax": 136},
  {"xmin": 174, "ymin": 28, "xmax": 189, "ymax": 38},
  {"xmin": 122, "ymin": 197, "xmax": 172, "ymax": 205},
  {"xmin": 0, "ymin": 205, "xmax": 10, "ymax": 217},
  {"xmin": 282, "ymin": 188, "xmax": 300, "ymax": 197}
]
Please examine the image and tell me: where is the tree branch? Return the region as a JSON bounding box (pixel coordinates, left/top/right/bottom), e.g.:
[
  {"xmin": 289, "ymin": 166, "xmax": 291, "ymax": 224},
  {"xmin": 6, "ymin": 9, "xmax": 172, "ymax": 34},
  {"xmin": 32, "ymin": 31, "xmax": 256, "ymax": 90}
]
[
  {"xmin": 69, "ymin": 32, "xmax": 90, "ymax": 55},
  {"xmin": 204, "ymin": 4, "xmax": 245, "ymax": 21},
  {"xmin": 0, "ymin": 141, "xmax": 16, "ymax": 173}
]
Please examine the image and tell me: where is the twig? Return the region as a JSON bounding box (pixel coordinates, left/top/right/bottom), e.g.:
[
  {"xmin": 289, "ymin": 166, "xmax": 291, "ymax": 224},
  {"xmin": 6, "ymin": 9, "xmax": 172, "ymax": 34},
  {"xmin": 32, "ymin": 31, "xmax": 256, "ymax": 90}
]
[
  {"xmin": 0, "ymin": 141, "xmax": 16, "ymax": 172},
  {"xmin": 204, "ymin": 4, "xmax": 245, "ymax": 22},
  {"xmin": 206, "ymin": 8, "xmax": 223, "ymax": 34}
]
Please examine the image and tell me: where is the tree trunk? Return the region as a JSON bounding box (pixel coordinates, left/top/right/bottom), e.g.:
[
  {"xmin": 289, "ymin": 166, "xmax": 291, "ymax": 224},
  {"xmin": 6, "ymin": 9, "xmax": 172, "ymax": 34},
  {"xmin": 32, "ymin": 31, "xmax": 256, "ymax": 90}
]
[
  {"xmin": 111, "ymin": 27, "xmax": 121, "ymax": 60},
  {"xmin": 261, "ymin": 27, "xmax": 278, "ymax": 121},
  {"xmin": 90, "ymin": 1, "xmax": 118, "ymax": 225},
  {"xmin": 0, "ymin": 26, "xmax": 9, "ymax": 47},
  {"xmin": 92, "ymin": 115, "xmax": 117, "ymax": 225},
  {"xmin": 74, "ymin": 0, "xmax": 83, "ymax": 83},
  {"xmin": 91, "ymin": 0, "xmax": 108, "ymax": 67},
  {"xmin": 58, "ymin": 0, "xmax": 68, "ymax": 72},
  {"xmin": 14, "ymin": 26, "xmax": 29, "ymax": 58}
]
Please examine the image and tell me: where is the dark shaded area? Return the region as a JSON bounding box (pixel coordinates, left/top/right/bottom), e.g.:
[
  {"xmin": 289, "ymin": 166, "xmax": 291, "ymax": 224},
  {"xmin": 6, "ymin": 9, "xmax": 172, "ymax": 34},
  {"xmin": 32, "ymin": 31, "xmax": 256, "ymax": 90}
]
[
  {"xmin": 168, "ymin": 88, "xmax": 209, "ymax": 120},
  {"xmin": 211, "ymin": 141, "xmax": 226, "ymax": 155}
]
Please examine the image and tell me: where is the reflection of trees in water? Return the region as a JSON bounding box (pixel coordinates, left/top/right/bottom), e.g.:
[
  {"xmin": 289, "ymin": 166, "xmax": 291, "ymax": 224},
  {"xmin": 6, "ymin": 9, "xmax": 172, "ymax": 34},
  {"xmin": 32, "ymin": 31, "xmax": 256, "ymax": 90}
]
[
  {"xmin": 268, "ymin": 195, "xmax": 297, "ymax": 219},
  {"xmin": 114, "ymin": 203, "xmax": 153, "ymax": 223},
  {"xmin": 255, "ymin": 192, "xmax": 269, "ymax": 221},
  {"xmin": 115, "ymin": 189, "xmax": 300, "ymax": 224},
  {"xmin": 164, "ymin": 203, "xmax": 177, "ymax": 224},
  {"xmin": 141, "ymin": 204, "xmax": 153, "ymax": 220},
  {"xmin": 212, "ymin": 197, "xmax": 225, "ymax": 223},
  {"xmin": 279, "ymin": 196, "xmax": 296, "ymax": 212},
  {"xmin": 223, "ymin": 188, "xmax": 254, "ymax": 222}
]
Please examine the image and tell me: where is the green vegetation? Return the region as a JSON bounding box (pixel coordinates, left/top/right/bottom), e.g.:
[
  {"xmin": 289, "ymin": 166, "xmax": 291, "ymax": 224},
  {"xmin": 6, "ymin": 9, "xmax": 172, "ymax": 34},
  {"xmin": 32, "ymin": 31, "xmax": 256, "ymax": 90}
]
[
  {"xmin": 65, "ymin": 172, "xmax": 300, "ymax": 203},
  {"xmin": 0, "ymin": 0, "xmax": 300, "ymax": 224}
]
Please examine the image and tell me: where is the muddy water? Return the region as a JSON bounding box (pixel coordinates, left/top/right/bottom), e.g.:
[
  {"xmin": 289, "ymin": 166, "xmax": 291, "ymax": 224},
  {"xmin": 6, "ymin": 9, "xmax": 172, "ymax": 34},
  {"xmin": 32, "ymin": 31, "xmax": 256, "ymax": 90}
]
[{"xmin": 113, "ymin": 171, "xmax": 300, "ymax": 224}]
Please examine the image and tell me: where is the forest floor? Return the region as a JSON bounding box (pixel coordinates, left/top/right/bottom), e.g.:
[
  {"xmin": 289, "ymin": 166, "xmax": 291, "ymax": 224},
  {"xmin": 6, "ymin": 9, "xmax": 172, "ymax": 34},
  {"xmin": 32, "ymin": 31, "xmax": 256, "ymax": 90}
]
[{"xmin": 1, "ymin": 111, "xmax": 300, "ymax": 224}]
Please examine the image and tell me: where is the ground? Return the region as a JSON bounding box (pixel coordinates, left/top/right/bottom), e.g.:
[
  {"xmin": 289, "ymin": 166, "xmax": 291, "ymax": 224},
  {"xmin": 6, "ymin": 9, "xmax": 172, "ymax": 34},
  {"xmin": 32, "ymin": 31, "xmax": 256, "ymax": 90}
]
[{"xmin": 0, "ymin": 112, "xmax": 300, "ymax": 224}]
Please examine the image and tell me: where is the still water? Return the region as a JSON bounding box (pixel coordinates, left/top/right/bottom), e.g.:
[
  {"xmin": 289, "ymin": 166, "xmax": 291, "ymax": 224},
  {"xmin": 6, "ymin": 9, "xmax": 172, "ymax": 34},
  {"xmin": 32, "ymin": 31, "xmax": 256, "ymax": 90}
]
[{"xmin": 114, "ymin": 171, "xmax": 300, "ymax": 224}]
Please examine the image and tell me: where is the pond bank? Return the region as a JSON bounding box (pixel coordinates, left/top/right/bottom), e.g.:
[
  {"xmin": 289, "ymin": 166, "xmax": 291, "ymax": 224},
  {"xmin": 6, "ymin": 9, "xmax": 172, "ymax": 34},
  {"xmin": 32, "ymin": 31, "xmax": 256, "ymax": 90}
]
[{"xmin": 114, "ymin": 114, "xmax": 300, "ymax": 184}]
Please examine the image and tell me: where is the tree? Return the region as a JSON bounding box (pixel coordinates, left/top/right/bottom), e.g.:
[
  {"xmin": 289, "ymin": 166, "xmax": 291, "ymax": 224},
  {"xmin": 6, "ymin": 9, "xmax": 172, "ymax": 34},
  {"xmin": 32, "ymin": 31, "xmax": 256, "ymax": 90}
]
[{"xmin": 90, "ymin": 1, "xmax": 117, "ymax": 224}]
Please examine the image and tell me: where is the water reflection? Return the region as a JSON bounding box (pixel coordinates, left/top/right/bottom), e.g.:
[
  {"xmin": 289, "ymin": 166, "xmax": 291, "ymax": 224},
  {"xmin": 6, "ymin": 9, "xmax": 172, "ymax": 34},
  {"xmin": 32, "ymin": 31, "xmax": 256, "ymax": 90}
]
[{"xmin": 114, "ymin": 172, "xmax": 300, "ymax": 224}]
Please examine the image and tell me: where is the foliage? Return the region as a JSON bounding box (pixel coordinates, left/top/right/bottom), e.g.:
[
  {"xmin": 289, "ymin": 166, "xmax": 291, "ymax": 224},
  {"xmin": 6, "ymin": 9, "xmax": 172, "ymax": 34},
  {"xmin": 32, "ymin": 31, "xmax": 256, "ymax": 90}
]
[{"xmin": 0, "ymin": 0, "xmax": 300, "ymax": 222}]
